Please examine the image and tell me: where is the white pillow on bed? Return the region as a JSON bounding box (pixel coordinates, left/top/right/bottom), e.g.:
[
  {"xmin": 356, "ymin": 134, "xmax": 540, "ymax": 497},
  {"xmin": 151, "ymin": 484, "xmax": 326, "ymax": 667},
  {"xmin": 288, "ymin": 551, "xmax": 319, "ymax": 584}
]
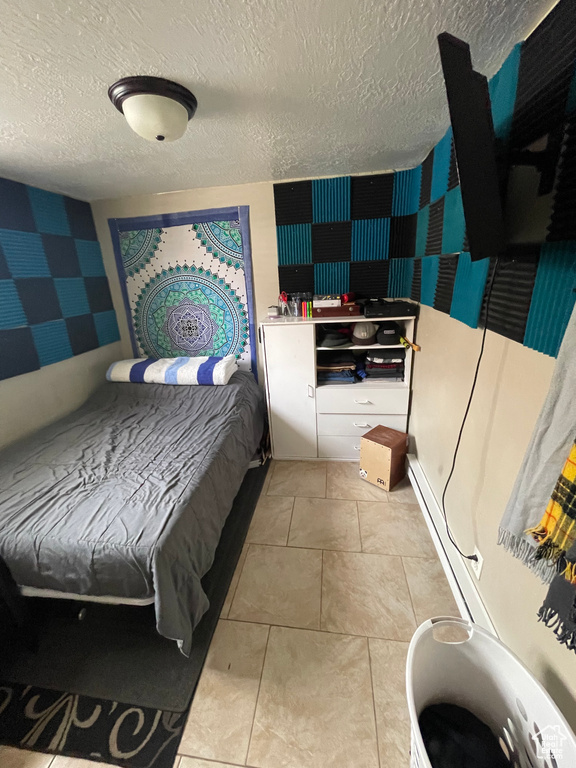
[{"xmin": 106, "ymin": 355, "xmax": 238, "ymax": 386}]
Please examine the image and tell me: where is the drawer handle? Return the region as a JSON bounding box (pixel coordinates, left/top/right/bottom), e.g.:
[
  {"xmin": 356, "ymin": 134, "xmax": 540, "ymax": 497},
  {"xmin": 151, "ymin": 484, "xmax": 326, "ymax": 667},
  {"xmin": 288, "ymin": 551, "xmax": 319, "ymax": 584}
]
[
  {"xmin": 354, "ymin": 445, "xmax": 361, "ymax": 451},
  {"xmin": 354, "ymin": 399, "xmax": 372, "ymax": 404},
  {"xmin": 353, "ymin": 422, "xmax": 370, "ymax": 428}
]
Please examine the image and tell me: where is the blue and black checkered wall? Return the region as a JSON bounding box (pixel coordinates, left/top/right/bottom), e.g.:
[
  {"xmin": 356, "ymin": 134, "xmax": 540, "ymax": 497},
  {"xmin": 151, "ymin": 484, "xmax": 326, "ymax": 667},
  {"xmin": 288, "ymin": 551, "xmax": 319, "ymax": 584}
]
[
  {"xmin": 0, "ymin": 177, "xmax": 119, "ymax": 381},
  {"xmin": 274, "ymin": 0, "xmax": 576, "ymax": 358}
]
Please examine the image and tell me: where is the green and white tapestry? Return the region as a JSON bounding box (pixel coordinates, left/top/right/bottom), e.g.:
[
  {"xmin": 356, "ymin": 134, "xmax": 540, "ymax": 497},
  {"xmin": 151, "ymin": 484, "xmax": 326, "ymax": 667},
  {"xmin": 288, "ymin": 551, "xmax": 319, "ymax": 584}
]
[{"xmin": 109, "ymin": 207, "xmax": 256, "ymax": 376}]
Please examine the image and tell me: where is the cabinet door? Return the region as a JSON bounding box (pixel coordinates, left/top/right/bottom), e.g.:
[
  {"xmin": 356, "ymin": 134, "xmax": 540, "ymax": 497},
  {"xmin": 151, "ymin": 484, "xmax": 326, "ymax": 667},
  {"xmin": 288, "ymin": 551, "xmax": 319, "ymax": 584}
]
[{"xmin": 263, "ymin": 323, "xmax": 317, "ymax": 459}]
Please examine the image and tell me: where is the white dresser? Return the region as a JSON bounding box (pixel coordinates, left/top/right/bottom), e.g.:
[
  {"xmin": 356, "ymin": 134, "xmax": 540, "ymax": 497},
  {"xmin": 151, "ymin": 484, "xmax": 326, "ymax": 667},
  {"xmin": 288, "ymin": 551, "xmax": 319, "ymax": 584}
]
[{"xmin": 260, "ymin": 312, "xmax": 415, "ymax": 460}]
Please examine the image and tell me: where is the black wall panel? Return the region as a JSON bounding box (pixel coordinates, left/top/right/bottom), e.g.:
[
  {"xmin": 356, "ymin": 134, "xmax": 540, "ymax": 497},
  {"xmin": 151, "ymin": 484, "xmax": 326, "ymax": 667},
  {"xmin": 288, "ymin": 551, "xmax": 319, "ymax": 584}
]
[
  {"xmin": 419, "ymin": 150, "xmax": 434, "ymax": 208},
  {"xmin": 311, "ymin": 221, "xmax": 352, "ymax": 262},
  {"xmin": 349, "ymin": 260, "xmax": 389, "ymax": 298},
  {"xmin": 273, "ymin": 181, "xmax": 313, "ymax": 225},
  {"xmin": 425, "ymin": 198, "xmax": 445, "ymax": 256},
  {"xmin": 351, "ymin": 173, "xmax": 394, "ymax": 219},
  {"xmin": 411, "ymin": 258, "xmax": 422, "ymax": 302},
  {"xmin": 481, "ymin": 247, "xmax": 540, "ymax": 343},
  {"xmin": 434, "ymin": 254, "xmax": 458, "ymax": 314},
  {"xmin": 278, "ymin": 264, "xmax": 314, "ymax": 294},
  {"xmin": 389, "ymin": 214, "xmax": 417, "ymax": 259}
]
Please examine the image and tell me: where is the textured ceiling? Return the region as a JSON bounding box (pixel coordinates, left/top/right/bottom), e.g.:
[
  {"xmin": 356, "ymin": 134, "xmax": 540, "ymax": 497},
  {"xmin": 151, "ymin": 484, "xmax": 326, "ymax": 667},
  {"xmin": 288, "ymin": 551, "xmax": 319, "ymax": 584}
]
[{"xmin": 0, "ymin": 0, "xmax": 557, "ymax": 200}]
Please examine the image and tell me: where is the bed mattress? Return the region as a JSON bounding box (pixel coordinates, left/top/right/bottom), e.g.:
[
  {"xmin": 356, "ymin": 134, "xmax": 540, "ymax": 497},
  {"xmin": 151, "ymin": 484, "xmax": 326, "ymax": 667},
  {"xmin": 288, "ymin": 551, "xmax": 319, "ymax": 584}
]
[{"xmin": 0, "ymin": 371, "xmax": 264, "ymax": 654}]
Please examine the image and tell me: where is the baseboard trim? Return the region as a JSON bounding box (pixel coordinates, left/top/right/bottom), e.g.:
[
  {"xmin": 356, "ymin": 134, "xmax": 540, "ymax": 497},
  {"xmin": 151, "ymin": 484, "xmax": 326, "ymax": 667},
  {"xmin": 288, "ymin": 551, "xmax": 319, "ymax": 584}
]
[{"xmin": 407, "ymin": 454, "xmax": 497, "ymax": 636}]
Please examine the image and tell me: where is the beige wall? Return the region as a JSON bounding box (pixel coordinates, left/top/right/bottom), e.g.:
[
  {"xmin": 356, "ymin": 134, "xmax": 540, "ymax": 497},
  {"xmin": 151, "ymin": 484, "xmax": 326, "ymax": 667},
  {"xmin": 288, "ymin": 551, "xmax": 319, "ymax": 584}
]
[
  {"xmin": 91, "ymin": 181, "xmax": 279, "ymax": 379},
  {"xmin": 0, "ymin": 341, "xmax": 122, "ymax": 450},
  {"xmin": 410, "ymin": 305, "xmax": 576, "ymax": 727}
]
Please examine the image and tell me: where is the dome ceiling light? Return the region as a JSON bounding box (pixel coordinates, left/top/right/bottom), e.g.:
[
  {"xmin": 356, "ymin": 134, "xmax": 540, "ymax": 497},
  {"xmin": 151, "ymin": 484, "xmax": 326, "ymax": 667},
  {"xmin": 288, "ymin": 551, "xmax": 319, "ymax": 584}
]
[{"xmin": 108, "ymin": 76, "xmax": 198, "ymax": 142}]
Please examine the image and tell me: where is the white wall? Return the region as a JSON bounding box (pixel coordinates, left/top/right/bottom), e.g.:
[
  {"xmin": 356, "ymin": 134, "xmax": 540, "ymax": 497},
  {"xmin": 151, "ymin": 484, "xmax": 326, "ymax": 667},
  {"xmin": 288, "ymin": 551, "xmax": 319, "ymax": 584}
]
[
  {"xmin": 410, "ymin": 305, "xmax": 576, "ymax": 728},
  {"xmin": 0, "ymin": 342, "xmax": 122, "ymax": 450},
  {"xmin": 91, "ymin": 181, "xmax": 279, "ymax": 379}
]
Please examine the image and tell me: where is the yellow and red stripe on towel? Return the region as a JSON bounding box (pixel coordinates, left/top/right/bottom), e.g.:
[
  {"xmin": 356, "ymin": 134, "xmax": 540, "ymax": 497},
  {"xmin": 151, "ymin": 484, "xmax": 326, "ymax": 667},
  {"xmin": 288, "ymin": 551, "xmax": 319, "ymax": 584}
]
[{"xmin": 527, "ymin": 441, "xmax": 576, "ymax": 583}]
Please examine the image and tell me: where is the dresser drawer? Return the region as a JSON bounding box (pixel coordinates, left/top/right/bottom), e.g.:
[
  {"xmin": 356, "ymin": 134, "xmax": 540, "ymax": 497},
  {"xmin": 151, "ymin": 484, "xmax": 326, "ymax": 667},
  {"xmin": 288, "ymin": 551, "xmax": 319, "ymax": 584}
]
[
  {"xmin": 316, "ymin": 386, "xmax": 409, "ymax": 415},
  {"xmin": 318, "ymin": 435, "xmax": 364, "ymax": 459},
  {"xmin": 317, "ymin": 413, "xmax": 407, "ymax": 436}
]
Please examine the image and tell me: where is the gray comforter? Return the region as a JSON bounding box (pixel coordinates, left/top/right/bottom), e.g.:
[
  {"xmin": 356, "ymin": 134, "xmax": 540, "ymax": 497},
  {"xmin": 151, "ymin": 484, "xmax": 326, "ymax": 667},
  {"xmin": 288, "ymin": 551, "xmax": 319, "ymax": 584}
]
[{"xmin": 0, "ymin": 371, "xmax": 264, "ymax": 655}]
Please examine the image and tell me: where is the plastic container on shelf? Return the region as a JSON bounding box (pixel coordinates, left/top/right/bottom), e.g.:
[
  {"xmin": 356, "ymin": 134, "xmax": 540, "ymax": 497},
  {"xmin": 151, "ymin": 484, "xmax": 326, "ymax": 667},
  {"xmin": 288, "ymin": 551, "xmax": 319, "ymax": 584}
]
[{"xmin": 406, "ymin": 616, "xmax": 576, "ymax": 768}]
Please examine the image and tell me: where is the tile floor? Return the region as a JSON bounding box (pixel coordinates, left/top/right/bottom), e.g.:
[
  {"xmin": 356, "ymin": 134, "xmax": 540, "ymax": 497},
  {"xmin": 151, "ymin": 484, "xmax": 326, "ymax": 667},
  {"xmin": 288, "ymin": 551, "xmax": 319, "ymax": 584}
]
[{"xmin": 1, "ymin": 460, "xmax": 460, "ymax": 768}]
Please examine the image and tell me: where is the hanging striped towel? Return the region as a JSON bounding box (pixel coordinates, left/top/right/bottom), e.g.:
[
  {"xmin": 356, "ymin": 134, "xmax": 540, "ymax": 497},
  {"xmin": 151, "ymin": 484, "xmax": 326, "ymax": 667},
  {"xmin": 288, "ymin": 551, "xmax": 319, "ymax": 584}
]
[{"xmin": 106, "ymin": 356, "xmax": 238, "ymax": 386}]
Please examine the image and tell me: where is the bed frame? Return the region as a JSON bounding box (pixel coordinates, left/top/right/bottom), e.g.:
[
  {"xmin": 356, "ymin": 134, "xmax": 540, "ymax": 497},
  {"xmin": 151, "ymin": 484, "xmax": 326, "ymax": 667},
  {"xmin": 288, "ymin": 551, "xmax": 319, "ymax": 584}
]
[{"xmin": 19, "ymin": 585, "xmax": 154, "ymax": 606}]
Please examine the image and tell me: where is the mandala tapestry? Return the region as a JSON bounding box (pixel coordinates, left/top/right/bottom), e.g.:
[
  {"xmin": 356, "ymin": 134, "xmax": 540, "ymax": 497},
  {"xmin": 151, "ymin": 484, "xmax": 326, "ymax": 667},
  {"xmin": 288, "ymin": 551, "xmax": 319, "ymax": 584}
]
[{"xmin": 109, "ymin": 207, "xmax": 256, "ymax": 376}]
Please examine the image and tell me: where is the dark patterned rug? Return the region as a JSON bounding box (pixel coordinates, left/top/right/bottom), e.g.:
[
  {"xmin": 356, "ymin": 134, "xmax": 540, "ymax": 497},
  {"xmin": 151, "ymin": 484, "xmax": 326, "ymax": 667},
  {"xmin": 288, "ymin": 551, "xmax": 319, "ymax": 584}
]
[{"xmin": 0, "ymin": 463, "xmax": 268, "ymax": 768}]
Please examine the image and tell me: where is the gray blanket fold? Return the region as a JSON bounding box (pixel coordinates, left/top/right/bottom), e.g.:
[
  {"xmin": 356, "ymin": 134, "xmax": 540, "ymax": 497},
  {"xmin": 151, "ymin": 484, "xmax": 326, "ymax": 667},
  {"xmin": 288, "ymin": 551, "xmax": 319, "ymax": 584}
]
[
  {"xmin": 498, "ymin": 303, "xmax": 576, "ymax": 584},
  {"xmin": 0, "ymin": 371, "xmax": 264, "ymax": 655}
]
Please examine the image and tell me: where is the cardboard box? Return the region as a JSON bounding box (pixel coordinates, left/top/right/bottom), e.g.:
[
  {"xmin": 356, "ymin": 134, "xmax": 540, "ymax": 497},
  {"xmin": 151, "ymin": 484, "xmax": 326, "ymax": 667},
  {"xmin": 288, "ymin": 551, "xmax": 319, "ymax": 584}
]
[{"xmin": 359, "ymin": 425, "xmax": 409, "ymax": 491}]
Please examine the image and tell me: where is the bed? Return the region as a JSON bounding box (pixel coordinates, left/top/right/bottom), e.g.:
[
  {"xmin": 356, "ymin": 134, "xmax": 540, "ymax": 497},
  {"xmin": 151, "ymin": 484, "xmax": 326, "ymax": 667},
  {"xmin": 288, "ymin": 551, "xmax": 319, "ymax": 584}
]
[{"xmin": 0, "ymin": 370, "xmax": 265, "ymax": 655}]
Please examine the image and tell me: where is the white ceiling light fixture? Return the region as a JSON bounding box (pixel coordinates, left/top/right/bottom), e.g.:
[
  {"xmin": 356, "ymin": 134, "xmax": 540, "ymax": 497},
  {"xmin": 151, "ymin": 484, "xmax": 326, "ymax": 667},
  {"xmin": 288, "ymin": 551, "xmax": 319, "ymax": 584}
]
[{"xmin": 108, "ymin": 76, "xmax": 198, "ymax": 142}]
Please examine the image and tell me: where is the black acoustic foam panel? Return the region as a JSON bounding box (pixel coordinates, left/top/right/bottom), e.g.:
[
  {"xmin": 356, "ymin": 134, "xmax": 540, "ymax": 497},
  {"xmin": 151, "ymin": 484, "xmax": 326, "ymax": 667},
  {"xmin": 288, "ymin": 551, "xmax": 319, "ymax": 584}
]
[
  {"xmin": 311, "ymin": 221, "xmax": 352, "ymax": 263},
  {"xmin": 434, "ymin": 254, "xmax": 459, "ymax": 314},
  {"xmin": 411, "ymin": 258, "xmax": 422, "ymax": 302},
  {"xmin": 425, "ymin": 198, "xmax": 444, "ymax": 255},
  {"xmin": 481, "ymin": 245, "xmax": 540, "ymax": 343},
  {"xmin": 389, "ymin": 214, "xmax": 417, "ymax": 259},
  {"xmin": 278, "ymin": 264, "xmax": 315, "ymax": 294},
  {"xmin": 273, "ymin": 181, "xmax": 313, "ymax": 225},
  {"xmin": 419, "ymin": 150, "xmax": 434, "ymax": 208},
  {"xmin": 349, "ymin": 260, "xmax": 389, "ymax": 298},
  {"xmin": 351, "ymin": 174, "xmax": 394, "ymax": 219}
]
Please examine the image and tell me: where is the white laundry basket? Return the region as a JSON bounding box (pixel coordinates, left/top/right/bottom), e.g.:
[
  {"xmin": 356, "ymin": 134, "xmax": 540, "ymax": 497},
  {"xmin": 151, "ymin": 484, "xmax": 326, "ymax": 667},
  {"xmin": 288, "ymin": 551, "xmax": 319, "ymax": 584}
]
[{"xmin": 406, "ymin": 616, "xmax": 576, "ymax": 768}]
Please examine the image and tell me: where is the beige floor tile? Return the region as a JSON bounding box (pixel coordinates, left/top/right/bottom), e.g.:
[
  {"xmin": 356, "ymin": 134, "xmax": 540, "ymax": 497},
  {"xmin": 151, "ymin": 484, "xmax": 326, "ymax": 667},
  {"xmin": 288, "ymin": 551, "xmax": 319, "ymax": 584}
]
[
  {"xmin": 248, "ymin": 626, "xmax": 379, "ymax": 768},
  {"xmin": 288, "ymin": 497, "xmax": 361, "ymax": 551},
  {"xmin": 358, "ymin": 501, "xmax": 436, "ymax": 557},
  {"xmin": 322, "ymin": 551, "xmax": 416, "ymax": 640},
  {"xmin": 229, "ymin": 544, "xmax": 322, "ymax": 628},
  {"xmin": 50, "ymin": 758, "xmax": 111, "ymax": 767},
  {"xmin": 403, "ymin": 556, "xmax": 460, "ymax": 624},
  {"xmin": 246, "ymin": 495, "xmax": 294, "ymax": 546},
  {"xmin": 369, "ymin": 638, "xmax": 411, "ymax": 767},
  {"xmin": 179, "ymin": 619, "xmax": 269, "ymax": 765},
  {"xmin": 221, "ymin": 542, "xmax": 249, "ymax": 619},
  {"xmin": 388, "ymin": 475, "xmax": 418, "ymax": 504},
  {"xmin": 178, "ymin": 758, "xmax": 241, "ymax": 768},
  {"xmin": 326, "ymin": 461, "xmax": 388, "ymax": 501},
  {"xmin": 0, "ymin": 747, "xmax": 54, "ymax": 768},
  {"xmin": 267, "ymin": 461, "xmax": 327, "ymax": 498}
]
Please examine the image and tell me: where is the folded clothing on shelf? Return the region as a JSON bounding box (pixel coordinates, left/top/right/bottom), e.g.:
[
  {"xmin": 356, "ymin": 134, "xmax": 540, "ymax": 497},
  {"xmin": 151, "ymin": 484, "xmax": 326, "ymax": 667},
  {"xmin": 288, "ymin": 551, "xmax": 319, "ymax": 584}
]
[
  {"xmin": 364, "ymin": 358, "xmax": 404, "ymax": 380},
  {"xmin": 365, "ymin": 365, "xmax": 404, "ymax": 374},
  {"xmin": 317, "ymin": 350, "xmax": 357, "ymax": 372},
  {"xmin": 366, "ymin": 348, "xmax": 405, "ymax": 364},
  {"xmin": 317, "ymin": 350, "xmax": 355, "ymax": 365},
  {"xmin": 317, "ymin": 369, "xmax": 356, "ymax": 385}
]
